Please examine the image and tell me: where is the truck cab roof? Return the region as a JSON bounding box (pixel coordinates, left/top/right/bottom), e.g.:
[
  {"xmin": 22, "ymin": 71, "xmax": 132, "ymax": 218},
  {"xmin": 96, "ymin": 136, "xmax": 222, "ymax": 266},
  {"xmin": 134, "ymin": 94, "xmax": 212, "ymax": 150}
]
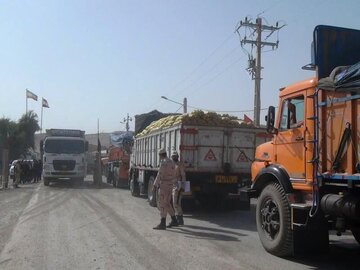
[{"xmin": 279, "ymin": 77, "xmax": 317, "ymax": 98}]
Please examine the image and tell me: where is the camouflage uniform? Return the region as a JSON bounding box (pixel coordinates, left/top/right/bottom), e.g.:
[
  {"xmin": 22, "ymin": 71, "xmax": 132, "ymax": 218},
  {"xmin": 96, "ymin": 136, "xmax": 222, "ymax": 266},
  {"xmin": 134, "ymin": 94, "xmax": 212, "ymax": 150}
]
[
  {"xmin": 172, "ymin": 161, "xmax": 186, "ymax": 216},
  {"xmin": 154, "ymin": 157, "xmax": 176, "ymax": 218}
]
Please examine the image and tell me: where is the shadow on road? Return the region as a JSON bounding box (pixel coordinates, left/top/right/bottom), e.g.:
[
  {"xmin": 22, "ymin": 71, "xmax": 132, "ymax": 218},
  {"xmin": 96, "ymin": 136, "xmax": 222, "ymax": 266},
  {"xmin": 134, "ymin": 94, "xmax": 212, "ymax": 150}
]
[
  {"xmin": 47, "ymin": 179, "xmax": 114, "ymax": 190},
  {"xmin": 169, "ymin": 224, "xmax": 245, "ymax": 242},
  {"xmin": 184, "ymin": 203, "xmax": 257, "ymax": 232},
  {"xmin": 287, "ymin": 239, "xmax": 360, "ymax": 270}
]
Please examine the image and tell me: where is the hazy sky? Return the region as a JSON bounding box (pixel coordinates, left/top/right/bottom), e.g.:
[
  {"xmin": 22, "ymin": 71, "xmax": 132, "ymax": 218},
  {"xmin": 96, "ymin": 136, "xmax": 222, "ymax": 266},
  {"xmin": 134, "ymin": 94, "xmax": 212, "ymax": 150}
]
[{"xmin": 1, "ymin": 0, "xmax": 359, "ymax": 134}]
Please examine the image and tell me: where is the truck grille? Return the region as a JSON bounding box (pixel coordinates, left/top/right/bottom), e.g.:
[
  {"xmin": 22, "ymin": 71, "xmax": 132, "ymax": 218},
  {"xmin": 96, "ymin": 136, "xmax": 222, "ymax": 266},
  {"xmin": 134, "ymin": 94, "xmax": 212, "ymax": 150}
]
[{"xmin": 53, "ymin": 160, "xmax": 76, "ymax": 171}]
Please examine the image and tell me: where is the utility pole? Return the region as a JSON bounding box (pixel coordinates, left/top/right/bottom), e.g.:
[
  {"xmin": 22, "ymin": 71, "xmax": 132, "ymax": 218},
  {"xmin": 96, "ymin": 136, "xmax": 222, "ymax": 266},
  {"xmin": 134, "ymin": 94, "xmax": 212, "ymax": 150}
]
[
  {"xmin": 183, "ymin": 97, "xmax": 187, "ymax": 114},
  {"xmin": 236, "ymin": 17, "xmax": 285, "ymax": 127},
  {"xmin": 121, "ymin": 113, "xmax": 132, "ymax": 132}
]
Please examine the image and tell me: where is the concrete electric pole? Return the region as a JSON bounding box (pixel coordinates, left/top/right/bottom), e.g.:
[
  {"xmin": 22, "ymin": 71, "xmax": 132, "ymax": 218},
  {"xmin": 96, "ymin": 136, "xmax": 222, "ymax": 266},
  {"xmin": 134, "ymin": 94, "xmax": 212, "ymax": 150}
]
[{"xmin": 236, "ymin": 17, "xmax": 285, "ymax": 127}]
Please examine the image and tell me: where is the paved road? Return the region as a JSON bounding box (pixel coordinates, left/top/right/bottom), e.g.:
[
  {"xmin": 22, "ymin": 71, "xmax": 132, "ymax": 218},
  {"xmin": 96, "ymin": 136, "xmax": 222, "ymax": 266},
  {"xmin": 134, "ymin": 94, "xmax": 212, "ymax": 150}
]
[{"xmin": 0, "ymin": 176, "xmax": 359, "ymax": 270}]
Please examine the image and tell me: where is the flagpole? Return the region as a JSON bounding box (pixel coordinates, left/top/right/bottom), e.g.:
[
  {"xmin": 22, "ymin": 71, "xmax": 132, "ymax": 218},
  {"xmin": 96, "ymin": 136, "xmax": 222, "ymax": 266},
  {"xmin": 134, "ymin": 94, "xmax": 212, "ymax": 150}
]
[
  {"xmin": 97, "ymin": 118, "xmax": 99, "ymax": 146},
  {"xmin": 41, "ymin": 103, "xmax": 44, "ymax": 133},
  {"xmin": 26, "ymin": 89, "xmax": 28, "ymax": 114}
]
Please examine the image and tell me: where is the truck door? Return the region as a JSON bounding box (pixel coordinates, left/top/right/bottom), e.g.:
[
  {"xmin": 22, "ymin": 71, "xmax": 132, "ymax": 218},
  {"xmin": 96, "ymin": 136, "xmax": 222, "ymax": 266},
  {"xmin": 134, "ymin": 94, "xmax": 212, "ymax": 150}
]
[{"xmin": 274, "ymin": 95, "xmax": 306, "ymax": 180}]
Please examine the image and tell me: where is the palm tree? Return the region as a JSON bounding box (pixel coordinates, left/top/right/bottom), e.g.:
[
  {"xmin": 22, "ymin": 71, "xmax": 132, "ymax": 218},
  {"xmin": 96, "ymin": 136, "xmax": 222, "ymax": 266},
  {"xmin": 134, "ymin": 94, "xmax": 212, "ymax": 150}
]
[{"xmin": 18, "ymin": 111, "xmax": 40, "ymax": 149}]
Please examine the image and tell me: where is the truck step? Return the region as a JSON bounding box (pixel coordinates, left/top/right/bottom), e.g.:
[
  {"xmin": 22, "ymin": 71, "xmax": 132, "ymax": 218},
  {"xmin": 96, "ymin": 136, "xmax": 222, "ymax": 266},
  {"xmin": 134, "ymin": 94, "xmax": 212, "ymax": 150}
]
[
  {"xmin": 307, "ymin": 116, "xmax": 318, "ymax": 120},
  {"xmin": 291, "ymin": 203, "xmax": 312, "ymax": 210}
]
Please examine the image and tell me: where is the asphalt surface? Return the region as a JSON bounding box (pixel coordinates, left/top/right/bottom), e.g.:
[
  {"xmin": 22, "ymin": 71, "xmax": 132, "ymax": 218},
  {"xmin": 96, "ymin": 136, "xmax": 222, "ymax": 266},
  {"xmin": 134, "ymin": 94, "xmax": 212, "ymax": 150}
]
[{"xmin": 0, "ymin": 176, "xmax": 359, "ymax": 270}]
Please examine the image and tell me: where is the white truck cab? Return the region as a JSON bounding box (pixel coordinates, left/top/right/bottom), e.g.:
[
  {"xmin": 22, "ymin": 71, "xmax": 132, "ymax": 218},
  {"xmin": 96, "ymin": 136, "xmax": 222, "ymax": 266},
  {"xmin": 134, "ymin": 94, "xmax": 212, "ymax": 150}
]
[{"xmin": 41, "ymin": 129, "xmax": 88, "ymax": 186}]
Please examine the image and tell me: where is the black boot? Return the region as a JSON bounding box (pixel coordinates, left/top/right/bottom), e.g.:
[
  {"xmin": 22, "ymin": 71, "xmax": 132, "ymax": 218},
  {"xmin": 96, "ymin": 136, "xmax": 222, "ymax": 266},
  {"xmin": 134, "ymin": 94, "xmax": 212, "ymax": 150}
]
[
  {"xmin": 177, "ymin": 215, "xmax": 184, "ymax": 226},
  {"xmin": 167, "ymin": 216, "xmax": 179, "ymax": 228},
  {"xmin": 153, "ymin": 218, "xmax": 166, "ymax": 230}
]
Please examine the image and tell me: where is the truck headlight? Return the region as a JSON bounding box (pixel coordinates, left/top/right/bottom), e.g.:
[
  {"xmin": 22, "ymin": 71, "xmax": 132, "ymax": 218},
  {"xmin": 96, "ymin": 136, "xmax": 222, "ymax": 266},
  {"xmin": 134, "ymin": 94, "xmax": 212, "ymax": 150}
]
[{"xmin": 43, "ymin": 165, "xmax": 51, "ymax": 170}]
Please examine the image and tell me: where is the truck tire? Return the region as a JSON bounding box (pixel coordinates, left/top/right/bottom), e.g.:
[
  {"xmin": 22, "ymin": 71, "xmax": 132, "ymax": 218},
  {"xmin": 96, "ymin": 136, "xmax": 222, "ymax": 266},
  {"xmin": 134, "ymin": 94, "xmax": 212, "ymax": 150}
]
[
  {"xmin": 43, "ymin": 177, "xmax": 50, "ymax": 186},
  {"xmin": 147, "ymin": 176, "xmax": 157, "ymax": 207},
  {"xmin": 256, "ymin": 182, "xmax": 293, "ymax": 257},
  {"xmin": 130, "ymin": 174, "xmax": 140, "ymax": 197},
  {"xmin": 77, "ymin": 178, "xmax": 84, "ymax": 185},
  {"xmin": 351, "ymin": 226, "xmax": 360, "ymax": 244}
]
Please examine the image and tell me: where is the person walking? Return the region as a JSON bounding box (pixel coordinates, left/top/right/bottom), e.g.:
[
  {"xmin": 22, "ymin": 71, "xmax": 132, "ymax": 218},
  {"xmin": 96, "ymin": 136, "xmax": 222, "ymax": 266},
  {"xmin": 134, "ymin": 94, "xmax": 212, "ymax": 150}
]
[
  {"xmin": 171, "ymin": 151, "xmax": 186, "ymax": 226},
  {"xmin": 152, "ymin": 149, "xmax": 178, "ymax": 230}
]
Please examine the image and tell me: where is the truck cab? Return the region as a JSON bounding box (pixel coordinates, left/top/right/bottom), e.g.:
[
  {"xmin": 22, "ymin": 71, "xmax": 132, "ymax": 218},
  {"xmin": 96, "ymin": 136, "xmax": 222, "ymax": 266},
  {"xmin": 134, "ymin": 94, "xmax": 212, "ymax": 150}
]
[
  {"xmin": 41, "ymin": 129, "xmax": 88, "ymax": 186},
  {"xmin": 251, "ymin": 25, "xmax": 360, "ymax": 256}
]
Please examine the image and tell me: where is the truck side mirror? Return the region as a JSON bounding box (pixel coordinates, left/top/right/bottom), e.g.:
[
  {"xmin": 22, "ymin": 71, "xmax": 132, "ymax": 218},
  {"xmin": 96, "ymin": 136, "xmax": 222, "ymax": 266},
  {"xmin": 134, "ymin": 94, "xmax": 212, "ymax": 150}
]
[
  {"xmin": 85, "ymin": 141, "xmax": 89, "ymax": 152},
  {"xmin": 266, "ymin": 106, "xmax": 277, "ymax": 134}
]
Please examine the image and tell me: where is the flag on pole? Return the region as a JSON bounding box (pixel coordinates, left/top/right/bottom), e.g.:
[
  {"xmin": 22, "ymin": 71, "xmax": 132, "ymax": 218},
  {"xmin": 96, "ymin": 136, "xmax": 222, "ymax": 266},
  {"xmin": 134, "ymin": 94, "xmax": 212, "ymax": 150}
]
[
  {"xmin": 26, "ymin": 89, "xmax": 38, "ymax": 101},
  {"xmin": 243, "ymin": 114, "xmax": 253, "ymax": 124},
  {"xmin": 42, "ymin": 98, "xmax": 50, "ymax": 108}
]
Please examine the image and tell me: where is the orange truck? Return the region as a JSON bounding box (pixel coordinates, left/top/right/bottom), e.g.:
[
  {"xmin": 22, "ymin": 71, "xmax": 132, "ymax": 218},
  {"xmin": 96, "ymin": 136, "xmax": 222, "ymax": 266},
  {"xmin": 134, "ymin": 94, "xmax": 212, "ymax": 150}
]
[
  {"xmin": 250, "ymin": 25, "xmax": 360, "ymax": 256},
  {"xmin": 106, "ymin": 146, "xmax": 130, "ymax": 188}
]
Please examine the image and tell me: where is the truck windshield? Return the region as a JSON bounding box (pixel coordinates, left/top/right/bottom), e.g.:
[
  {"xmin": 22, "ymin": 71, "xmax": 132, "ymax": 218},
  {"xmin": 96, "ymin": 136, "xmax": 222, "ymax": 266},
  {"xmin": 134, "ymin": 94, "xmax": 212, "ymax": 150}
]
[{"xmin": 45, "ymin": 139, "xmax": 85, "ymax": 154}]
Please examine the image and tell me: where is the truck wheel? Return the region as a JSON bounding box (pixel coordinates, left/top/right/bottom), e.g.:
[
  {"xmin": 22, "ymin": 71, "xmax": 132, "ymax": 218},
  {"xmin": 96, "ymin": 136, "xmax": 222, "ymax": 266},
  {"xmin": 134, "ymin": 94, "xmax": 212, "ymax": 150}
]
[
  {"xmin": 78, "ymin": 178, "xmax": 84, "ymax": 185},
  {"xmin": 130, "ymin": 176, "xmax": 140, "ymax": 197},
  {"xmin": 351, "ymin": 226, "xmax": 360, "ymax": 244},
  {"xmin": 256, "ymin": 182, "xmax": 293, "ymax": 257},
  {"xmin": 43, "ymin": 177, "xmax": 50, "ymax": 186},
  {"xmin": 147, "ymin": 176, "xmax": 157, "ymax": 207}
]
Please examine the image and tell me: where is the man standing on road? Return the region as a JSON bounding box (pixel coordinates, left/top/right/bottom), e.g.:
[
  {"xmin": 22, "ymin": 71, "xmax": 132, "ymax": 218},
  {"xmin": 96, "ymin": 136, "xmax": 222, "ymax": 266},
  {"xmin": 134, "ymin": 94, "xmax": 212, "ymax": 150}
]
[
  {"xmin": 171, "ymin": 151, "xmax": 186, "ymax": 226},
  {"xmin": 152, "ymin": 149, "xmax": 179, "ymax": 230},
  {"xmin": 14, "ymin": 160, "xmax": 22, "ymax": 188}
]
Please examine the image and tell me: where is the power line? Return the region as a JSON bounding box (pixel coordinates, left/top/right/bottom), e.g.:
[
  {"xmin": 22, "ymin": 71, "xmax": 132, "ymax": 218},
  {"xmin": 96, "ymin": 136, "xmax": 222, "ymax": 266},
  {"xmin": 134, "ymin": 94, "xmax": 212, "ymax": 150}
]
[
  {"xmin": 189, "ymin": 56, "xmax": 245, "ymax": 96},
  {"xmin": 170, "ymin": 32, "xmax": 236, "ymax": 94},
  {"xmin": 140, "ymin": 32, "xmax": 236, "ymax": 113},
  {"xmin": 175, "ymin": 44, "xmax": 241, "ymax": 96}
]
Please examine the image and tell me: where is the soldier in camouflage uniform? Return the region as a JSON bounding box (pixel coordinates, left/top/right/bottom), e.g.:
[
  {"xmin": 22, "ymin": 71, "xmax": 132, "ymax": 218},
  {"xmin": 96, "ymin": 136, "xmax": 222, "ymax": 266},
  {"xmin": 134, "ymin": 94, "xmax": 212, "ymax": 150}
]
[
  {"xmin": 171, "ymin": 151, "xmax": 186, "ymax": 225},
  {"xmin": 152, "ymin": 149, "xmax": 179, "ymax": 230}
]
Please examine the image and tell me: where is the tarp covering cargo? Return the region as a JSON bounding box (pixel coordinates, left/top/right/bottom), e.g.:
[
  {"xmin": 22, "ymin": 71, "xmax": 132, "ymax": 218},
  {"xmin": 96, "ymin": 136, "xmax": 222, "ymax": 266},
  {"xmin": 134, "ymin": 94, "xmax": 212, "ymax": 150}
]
[
  {"xmin": 318, "ymin": 61, "xmax": 360, "ymax": 92},
  {"xmin": 313, "ymin": 25, "xmax": 360, "ymax": 79},
  {"xmin": 137, "ymin": 110, "xmax": 254, "ymax": 137},
  {"xmin": 110, "ymin": 131, "xmax": 134, "ymax": 152}
]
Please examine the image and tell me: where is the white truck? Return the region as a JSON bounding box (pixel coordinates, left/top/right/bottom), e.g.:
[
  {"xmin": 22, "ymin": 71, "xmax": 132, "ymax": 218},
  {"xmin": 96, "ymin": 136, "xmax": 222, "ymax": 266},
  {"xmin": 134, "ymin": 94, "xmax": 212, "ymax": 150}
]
[
  {"xmin": 40, "ymin": 129, "xmax": 88, "ymax": 186},
  {"xmin": 129, "ymin": 111, "xmax": 270, "ymax": 208}
]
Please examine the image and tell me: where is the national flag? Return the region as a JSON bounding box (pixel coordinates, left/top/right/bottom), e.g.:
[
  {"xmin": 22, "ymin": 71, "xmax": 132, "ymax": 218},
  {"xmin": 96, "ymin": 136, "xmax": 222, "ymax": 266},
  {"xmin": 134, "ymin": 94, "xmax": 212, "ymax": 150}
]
[
  {"xmin": 42, "ymin": 98, "xmax": 50, "ymax": 108},
  {"xmin": 244, "ymin": 114, "xmax": 253, "ymax": 124},
  {"xmin": 26, "ymin": 89, "xmax": 38, "ymax": 101}
]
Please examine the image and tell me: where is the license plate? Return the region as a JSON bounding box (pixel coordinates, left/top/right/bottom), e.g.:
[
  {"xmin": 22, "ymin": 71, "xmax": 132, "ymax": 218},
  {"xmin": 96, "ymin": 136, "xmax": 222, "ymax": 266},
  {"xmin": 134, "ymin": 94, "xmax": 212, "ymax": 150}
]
[{"xmin": 215, "ymin": 175, "xmax": 238, "ymax": 184}]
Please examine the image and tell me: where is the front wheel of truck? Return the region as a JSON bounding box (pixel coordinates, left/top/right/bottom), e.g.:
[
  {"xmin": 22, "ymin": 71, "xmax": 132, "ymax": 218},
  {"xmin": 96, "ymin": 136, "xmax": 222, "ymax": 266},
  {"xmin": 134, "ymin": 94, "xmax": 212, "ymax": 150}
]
[
  {"xmin": 351, "ymin": 226, "xmax": 360, "ymax": 244},
  {"xmin": 43, "ymin": 177, "xmax": 50, "ymax": 186},
  {"xmin": 256, "ymin": 182, "xmax": 293, "ymax": 257},
  {"xmin": 130, "ymin": 172, "xmax": 140, "ymax": 197}
]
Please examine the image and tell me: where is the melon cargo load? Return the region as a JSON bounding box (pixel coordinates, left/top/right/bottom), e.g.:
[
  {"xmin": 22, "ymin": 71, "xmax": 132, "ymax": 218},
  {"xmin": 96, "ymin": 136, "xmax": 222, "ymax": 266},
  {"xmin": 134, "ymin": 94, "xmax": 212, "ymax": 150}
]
[{"xmin": 130, "ymin": 110, "xmax": 271, "ymax": 209}]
